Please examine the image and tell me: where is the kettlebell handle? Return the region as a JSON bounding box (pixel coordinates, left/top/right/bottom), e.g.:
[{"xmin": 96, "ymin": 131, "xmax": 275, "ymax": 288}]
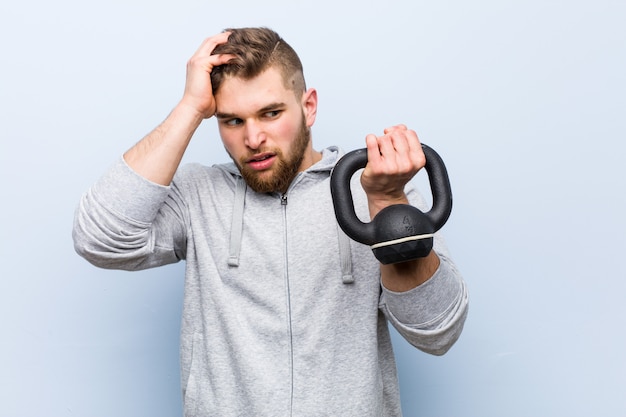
[{"xmin": 330, "ymin": 144, "xmax": 453, "ymax": 248}]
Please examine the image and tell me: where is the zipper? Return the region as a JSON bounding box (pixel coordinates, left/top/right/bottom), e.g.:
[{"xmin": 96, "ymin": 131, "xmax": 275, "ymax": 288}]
[
  {"xmin": 280, "ymin": 174, "xmax": 307, "ymax": 416},
  {"xmin": 280, "ymin": 190, "xmax": 294, "ymax": 415}
]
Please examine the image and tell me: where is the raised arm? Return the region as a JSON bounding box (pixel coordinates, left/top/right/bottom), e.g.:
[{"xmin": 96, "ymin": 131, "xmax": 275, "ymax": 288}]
[
  {"xmin": 73, "ymin": 33, "xmax": 234, "ymax": 270},
  {"xmin": 360, "ymin": 124, "xmax": 441, "ymax": 291},
  {"xmin": 362, "ymin": 125, "xmax": 468, "ymax": 354},
  {"xmin": 124, "ymin": 32, "xmax": 234, "ymax": 185}
]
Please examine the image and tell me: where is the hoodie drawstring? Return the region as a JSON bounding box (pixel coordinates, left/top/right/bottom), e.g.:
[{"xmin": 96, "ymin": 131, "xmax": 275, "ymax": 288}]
[
  {"xmin": 337, "ymin": 224, "xmax": 354, "ymax": 284},
  {"xmin": 228, "ymin": 177, "xmax": 247, "ymax": 267},
  {"xmin": 227, "ymin": 173, "xmax": 353, "ymax": 285}
]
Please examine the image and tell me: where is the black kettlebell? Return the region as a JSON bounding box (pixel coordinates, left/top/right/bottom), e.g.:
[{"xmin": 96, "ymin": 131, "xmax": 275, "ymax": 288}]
[{"xmin": 330, "ymin": 144, "xmax": 453, "ymax": 264}]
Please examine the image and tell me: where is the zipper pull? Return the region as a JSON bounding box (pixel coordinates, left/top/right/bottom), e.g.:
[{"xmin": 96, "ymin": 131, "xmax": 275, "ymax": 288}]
[{"xmin": 281, "ymin": 193, "xmax": 288, "ymax": 205}]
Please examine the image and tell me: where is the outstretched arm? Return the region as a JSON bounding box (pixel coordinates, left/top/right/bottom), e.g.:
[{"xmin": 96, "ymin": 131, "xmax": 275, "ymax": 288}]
[{"xmin": 124, "ymin": 32, "xmax": 233, "ymax": 185}]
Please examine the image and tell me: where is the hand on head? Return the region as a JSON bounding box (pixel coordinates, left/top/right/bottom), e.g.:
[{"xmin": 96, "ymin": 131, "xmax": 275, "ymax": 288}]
[{"xmin": 180, "ymin": 32, "xmax": 234, "ymax": 119}]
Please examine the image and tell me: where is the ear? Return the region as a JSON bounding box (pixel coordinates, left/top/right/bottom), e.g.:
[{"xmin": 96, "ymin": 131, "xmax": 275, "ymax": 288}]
[{"xmin": 301, "ymin": 88, "xmax": 318, "ymax": 128}]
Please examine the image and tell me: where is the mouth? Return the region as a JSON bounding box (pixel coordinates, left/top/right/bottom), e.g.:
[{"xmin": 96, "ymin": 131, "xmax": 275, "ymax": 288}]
[{"xmin": 246, "ymin": 152, "xmax": 277, "ymax": 171}]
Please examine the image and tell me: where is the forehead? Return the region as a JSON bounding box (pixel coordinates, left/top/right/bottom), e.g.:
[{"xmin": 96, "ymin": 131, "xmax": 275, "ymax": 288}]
[{"xmin": 214, "ymin": 67, "xmax": 298, "ymax": 115}]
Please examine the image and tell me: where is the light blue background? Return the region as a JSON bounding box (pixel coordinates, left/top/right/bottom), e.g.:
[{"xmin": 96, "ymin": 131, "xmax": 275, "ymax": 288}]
[{"xmin": 1, "ymin": 0, "xmax": 625, "ymax": 416}]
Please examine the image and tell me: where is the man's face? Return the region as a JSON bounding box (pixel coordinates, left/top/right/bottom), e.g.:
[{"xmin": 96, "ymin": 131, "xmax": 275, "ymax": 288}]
[{"xmin": 214, "ymin": 67, "xmax": 317, "ymax": 193}]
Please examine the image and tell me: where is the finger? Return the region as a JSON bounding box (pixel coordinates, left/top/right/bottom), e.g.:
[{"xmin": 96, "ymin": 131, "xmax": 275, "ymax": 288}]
[
  {"xmin": 389, "ymin": 130, "xmax": 410, "ymax": 154},
  {"xmin": 185, "ymin": 54, "xmax": 234, "ymax": 86},
  {"xmin": 378, "ymin": 134, "xmax": 395, "ymax": 156},
  {"xmin": 188, "ymin": 39, "xmax": 235, "ymax": 68},
  {"xmin": 383, "ymin": 124, "xmax": 407, "ymax": 135},
  {"xmin": 376, "ymin": 134, "xmax": 399, "ymax": 171},
  {"xmin": 192, "ymin": 32, "xmax": 232, "ymax": 60},
  {"xmin": 208, "ymin": 53, "xmax": 236, "ymax": 68},
  {"xmin": 188, "ymin": 33, "xmax": 233, "ymax": 72},
  {"xmin": 384, "ymin": 131, "xmax": 409, "ymax": 171},
  {"xmin": 365, "ymin": 134, "xmax": 382, "ymax": 166},
  {"xmin": 404, "ymin": 129, "xmax": 426, "ymax": 170}
]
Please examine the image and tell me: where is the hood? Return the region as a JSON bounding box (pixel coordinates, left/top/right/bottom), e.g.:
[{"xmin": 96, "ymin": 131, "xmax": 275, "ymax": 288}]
[{"xmin": 214, "ymin": 146, "xmax": 354, "ymax": 284}]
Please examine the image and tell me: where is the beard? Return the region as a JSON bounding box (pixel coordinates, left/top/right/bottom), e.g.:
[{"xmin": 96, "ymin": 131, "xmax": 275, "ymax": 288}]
[{"xmin": 233, "ymin": 119, "xmax": 311, "ymax": 194}]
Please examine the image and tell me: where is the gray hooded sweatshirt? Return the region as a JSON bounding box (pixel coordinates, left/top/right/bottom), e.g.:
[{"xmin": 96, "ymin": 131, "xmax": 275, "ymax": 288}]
[{"xmin": 73, "ymin": 146, "xmax": 468, "ymax": 417}]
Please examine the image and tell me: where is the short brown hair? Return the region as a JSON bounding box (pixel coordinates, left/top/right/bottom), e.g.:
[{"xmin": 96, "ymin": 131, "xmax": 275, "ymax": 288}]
[{"xmin": 211, "ymin": 27, "xmax": 306, "ymax": 96}]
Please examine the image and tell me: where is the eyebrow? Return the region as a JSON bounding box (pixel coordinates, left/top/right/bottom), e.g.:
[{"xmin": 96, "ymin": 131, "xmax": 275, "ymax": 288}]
[{"xmin": 215, "ymin": 102, "xmax": 287, "ymax": 120}]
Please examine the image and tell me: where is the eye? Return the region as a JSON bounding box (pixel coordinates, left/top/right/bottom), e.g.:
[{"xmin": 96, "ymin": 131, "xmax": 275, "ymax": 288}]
[
  {"xmin": 263, "ymin": 110, "xmax": 281, "ymax": 119},
  {"xmin": 225, "ymin": 118, "xmax": 243, "ymax": 126}
]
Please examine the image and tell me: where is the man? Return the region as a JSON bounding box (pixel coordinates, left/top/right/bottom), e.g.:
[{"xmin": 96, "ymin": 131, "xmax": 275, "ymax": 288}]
[{"xmin": 73, "ymin": 27, "xmax": 468, "ymax": 416}]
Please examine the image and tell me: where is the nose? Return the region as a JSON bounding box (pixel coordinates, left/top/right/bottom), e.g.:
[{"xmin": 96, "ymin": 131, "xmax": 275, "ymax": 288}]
[{"xmin": 244, "ymin": 120, "xmax": 267, "ymax": 150}]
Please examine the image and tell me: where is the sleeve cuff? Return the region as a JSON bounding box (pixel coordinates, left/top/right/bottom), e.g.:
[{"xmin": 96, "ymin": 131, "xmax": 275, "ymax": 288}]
[{"xmin": 380, "ymin": 257, "xmax": 463, "ymax": 328}]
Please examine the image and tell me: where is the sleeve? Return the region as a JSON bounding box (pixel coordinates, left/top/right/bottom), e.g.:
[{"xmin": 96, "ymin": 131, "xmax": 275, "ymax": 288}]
[
  {"xmin": 72, "ymin": 157, "xmax": 188, "ymax": 271},
  {"xmin": 378, "ymin": 186, "xmax": 469, "ymax": 356}
]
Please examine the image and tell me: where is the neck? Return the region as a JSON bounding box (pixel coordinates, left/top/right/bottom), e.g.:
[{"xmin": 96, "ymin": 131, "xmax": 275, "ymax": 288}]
[{"xmin": 298, "ymin": 146, "xmax": 322, "ymax": 172}]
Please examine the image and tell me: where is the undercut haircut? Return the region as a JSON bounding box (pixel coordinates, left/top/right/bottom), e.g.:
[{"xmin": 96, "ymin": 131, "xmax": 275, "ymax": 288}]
[{"xmin": 211, "ymin": 27, "xmax": 306, "ymax": 97}]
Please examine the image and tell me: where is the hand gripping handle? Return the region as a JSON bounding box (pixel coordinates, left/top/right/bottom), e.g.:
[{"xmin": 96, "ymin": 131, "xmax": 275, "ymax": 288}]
[{"xmin": 330, "ymin": 144, "xmax": 453, "ymax": 246}]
